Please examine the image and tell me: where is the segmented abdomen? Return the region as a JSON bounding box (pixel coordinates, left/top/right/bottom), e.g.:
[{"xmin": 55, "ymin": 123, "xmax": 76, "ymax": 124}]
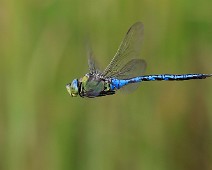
[{"xmin": 110, "ymin": 74, "xmax": 212, "ymax": 90}]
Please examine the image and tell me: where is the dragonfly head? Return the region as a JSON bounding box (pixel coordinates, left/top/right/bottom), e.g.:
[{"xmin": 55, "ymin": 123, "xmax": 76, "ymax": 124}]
[{"xmin": 66, "ymin": 79, "xmax": 79, "ymax": 97}]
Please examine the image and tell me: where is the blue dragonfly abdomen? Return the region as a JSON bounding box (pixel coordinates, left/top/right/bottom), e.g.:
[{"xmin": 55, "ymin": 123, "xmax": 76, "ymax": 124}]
[{"xmin": 110, "ymin": 74, "xmax": 212, "ymax": 90}]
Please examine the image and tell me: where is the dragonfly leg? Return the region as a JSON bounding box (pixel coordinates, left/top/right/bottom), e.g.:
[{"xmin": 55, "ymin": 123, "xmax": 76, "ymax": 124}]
[{"xmin": 98, "ymin": 90, "xmax": 116, "ymax": 97}]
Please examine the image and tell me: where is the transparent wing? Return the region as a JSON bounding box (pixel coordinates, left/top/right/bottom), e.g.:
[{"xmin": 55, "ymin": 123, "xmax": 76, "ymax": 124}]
[
  {"xmin": 102, "ymin": 22, "xmax": 145, "ymax": 79},
  {"xmin": 87, "ymin": 46, "xmax": 102, "ymax": 74},
  {"xmin": 108, "ymin": 59, "xmax": 146, "ymax": 79},
  {"xmin": 118, "ymin": 59, "xmax": 146, "ymax": 93}
]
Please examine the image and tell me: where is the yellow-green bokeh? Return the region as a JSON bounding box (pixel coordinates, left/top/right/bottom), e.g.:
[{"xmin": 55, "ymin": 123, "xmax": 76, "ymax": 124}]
[{"xmin": 0, "ymin": 0, "xmax": 212, "ymax": 170}]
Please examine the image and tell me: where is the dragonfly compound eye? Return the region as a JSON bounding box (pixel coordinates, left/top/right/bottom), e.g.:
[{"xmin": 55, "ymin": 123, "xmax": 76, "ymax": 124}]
[{"xmin": 66, "ymin": 79, "xmax": 79, "ymax": 97}]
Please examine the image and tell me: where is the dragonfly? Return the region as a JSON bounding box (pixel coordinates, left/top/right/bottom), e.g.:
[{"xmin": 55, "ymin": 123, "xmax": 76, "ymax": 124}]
[{"xmin": 66, "ymin": 22, "xmax": 212, "ymax": 98}]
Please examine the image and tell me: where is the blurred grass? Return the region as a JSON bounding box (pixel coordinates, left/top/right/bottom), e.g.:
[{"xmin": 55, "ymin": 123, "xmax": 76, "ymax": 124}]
[{"xmin": 0, "ymin": 0, "xmax": 212, "ymax": 170}]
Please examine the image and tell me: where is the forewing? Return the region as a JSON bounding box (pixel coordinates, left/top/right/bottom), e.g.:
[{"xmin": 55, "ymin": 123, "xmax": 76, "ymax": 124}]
[
  {"xmin": 102, "ymin": 22, "xmax": 145, "ymax": 78},
  {"xmin": 87, "ymin": 46, "xmax": 101, "ymax": 74}
]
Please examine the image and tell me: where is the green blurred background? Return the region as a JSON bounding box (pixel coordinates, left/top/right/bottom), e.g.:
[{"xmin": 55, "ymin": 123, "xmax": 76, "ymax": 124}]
[{"xmin": 0, "ymin": 0, "xmax": 212, "ymax": 170}]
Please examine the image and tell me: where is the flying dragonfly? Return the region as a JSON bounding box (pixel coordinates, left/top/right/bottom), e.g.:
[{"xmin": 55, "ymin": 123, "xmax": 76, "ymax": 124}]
[{"xmin": 66, "ymin": 22, "xmax": 212, "ymax": 98}]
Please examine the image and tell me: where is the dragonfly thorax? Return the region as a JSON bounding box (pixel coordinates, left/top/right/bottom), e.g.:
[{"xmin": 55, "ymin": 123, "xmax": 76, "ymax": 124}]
[
  {"xmin": 79, "ymin": 74, "xmax": 103, "ymax": 97},
  {"xmin": 68, "ymin": 73, "xmax": 113, "ymax": 98}
]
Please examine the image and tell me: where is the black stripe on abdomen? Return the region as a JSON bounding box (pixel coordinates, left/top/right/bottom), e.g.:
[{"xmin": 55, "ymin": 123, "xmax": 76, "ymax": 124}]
[{"xmin": 141, "ymin": 74, "xmax": 210, "ymax": 81}]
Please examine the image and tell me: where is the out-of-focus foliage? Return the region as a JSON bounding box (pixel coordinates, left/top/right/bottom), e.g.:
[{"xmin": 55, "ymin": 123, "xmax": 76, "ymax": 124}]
[{"xmin": 0, "ymin": 0, "xmax": 212, "ymax": 170}]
